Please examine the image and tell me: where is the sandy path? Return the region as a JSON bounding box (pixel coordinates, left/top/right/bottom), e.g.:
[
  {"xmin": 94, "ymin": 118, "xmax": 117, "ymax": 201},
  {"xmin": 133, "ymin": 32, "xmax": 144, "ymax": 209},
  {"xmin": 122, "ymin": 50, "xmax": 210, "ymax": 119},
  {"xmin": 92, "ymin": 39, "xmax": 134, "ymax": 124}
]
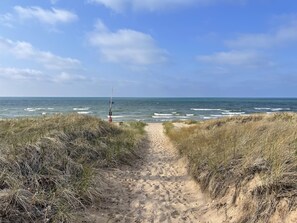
[
  {"xmin": 123, "ymin": 123, "xmax": 209, "ymax": 223},
  {"xmin": 90, "ymin": 123, "xmax": 221, "ymax": 223}
]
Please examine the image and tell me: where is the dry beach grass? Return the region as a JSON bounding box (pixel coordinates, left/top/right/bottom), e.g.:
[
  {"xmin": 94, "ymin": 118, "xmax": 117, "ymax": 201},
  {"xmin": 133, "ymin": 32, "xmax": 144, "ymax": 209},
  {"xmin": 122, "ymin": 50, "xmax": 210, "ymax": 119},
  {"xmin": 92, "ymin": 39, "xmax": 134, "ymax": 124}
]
[
  {"xmin": 164, "ymin": 113, "xmax": 297, "ymax": 222},
  {"xmin": 2, "ymin": 112, "xmax": 297, "ymax": 222},
  {"xmin": 0, "ymin": 114, "xmax": 146, "ymax": 222}
]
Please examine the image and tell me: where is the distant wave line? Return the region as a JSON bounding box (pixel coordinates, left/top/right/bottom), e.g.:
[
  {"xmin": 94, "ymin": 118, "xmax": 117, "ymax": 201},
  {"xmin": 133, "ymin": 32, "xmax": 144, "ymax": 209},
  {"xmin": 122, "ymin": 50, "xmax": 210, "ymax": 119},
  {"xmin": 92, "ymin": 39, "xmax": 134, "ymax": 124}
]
[
  {"xmin": 254, "ymin": 107, "xmax": 290, "ymax": 111},
  {"xmin": 73, "ymin": 107, "xmax": 90, "ymax": 111},
  {"xmin": 77, "ymin": 111, "xmax": 91, "ymax": 114},
  {"xmin": 154, "ymin": 113, "xmax": 173, "ymax": 116},
  {"xmin": 191, "ymin": 108, "xmax": 222, "ymax": 111}
]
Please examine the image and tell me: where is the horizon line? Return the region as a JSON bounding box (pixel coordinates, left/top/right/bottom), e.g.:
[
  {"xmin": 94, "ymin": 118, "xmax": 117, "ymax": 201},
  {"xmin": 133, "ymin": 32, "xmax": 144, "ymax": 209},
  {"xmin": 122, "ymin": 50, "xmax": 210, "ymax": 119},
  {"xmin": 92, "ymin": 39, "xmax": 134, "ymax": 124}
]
[{"xmin": 0, "ymin": 96, "xmax": 297, "ymax": 99}]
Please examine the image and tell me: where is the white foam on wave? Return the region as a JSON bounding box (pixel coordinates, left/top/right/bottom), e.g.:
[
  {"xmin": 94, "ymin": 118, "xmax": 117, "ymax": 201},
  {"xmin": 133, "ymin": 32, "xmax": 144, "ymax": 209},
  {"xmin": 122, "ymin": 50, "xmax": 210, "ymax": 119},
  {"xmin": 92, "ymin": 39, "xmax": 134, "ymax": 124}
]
[
  {"xmin": 191, "ymin": 108, "xmax": 222, "ymax": 111},
  {"xmin": 186, "ymin": 114, "xmax": 194, "ymax": 117},
  {"xmin": 154, "ymin": 113, "xmax": 173, "ymax": 116},
  {"xmin": 271, "ymin": 108, "xmax": 290, "ymax": 111},
  {"xmin": 255, "ymin": 107, "xmax": 290, "ymax": 111},
  {"xmin": 254, "ymin": 107, "xmax": 272, "ymax": 110},
  {"xmin": 176, "ymin": 116, "xmax": 191, "ymax": 119},
  {"xmin": 111, "ymin": 115, "xmax": 124, "ymax": 118},
  {"xmin": 24, "ymin": 108, "xmax": 46, "ymax": 112},
  {"xmin": 73, "ymin": 107, "xmax": 90, "ymax": 111},
  {"xmin": 77, "ymin": 111, "xmax": 91, "ymax": 114},
  {"xmin": 211, "ymin": 114, "xmax": 226, "ymax": 117},
  {"xmin": 24, "ymin": 108, "xmax": 34, "ymax": 112},
  {"xmin": 222, "ymin": 112, "xmax": 245, "ymax": 115},
  {"xmin": 203, "ymin": 117, "xmax": 212, "ymax": 120},
  {"xmin": 152, "ymin": 115, "xmax": 173, "ymax": 119}
]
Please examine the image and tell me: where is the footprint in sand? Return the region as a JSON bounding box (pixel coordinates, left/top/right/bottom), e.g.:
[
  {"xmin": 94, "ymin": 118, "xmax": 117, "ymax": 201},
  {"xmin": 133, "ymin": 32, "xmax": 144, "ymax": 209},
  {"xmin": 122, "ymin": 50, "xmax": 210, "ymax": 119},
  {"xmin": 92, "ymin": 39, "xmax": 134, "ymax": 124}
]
[{"xmin": 92, "ymin": 123, "xmax": 225, "ymax": 223}]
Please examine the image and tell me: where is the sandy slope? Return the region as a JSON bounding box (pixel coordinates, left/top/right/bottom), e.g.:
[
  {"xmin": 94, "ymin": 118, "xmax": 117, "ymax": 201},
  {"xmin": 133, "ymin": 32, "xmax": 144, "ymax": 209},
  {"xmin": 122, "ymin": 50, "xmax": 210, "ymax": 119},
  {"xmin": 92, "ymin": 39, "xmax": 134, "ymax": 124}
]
[{"xmin": 89, "ymin": 123, "xmax": 224, "ymax": 223}]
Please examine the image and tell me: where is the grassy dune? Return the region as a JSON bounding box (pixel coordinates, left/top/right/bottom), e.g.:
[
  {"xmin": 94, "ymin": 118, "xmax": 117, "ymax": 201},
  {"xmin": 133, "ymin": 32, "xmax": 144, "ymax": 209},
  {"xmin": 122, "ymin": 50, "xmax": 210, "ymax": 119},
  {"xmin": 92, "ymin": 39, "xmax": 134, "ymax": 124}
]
[
  {"xmin": 0, "ymin": 114, "xmax": 146, "ymax": 222},
  {"xmin": 164, "ymin": 113, "xmax": 297, "ymax": 222}
]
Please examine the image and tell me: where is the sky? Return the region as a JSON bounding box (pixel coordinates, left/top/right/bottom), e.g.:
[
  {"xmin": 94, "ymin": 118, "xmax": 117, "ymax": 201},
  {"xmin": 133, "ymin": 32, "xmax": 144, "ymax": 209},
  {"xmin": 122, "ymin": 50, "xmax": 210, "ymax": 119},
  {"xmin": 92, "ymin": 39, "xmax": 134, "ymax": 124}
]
[{"xmin": 0, "ymin": 0, "xmax": 297, "ymax": 97}]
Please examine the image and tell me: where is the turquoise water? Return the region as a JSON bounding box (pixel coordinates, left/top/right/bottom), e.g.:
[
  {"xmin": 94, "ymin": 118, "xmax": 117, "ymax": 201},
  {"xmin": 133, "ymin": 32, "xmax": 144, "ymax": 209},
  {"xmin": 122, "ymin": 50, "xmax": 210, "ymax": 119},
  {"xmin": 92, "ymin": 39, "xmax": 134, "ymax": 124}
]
[{"xmin": 0, "ymin": 97, "xmax": 296, "ymax": 122}]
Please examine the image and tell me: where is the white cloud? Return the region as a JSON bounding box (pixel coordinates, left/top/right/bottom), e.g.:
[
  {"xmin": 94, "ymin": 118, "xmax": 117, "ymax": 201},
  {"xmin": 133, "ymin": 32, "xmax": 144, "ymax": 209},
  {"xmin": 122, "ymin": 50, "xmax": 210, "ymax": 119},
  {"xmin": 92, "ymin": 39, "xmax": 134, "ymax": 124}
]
[
  {"xmin": 198, "ymin": 15, "xmax": 297, "ymax": 72},
  {"xmin": 226, "ymin": 18, "xmax": 297, "ymax": 49},
  {"xmin": 89, "ymin": 0, "xmax": 246, "ymax": 12},
  {"xmin": 0, "ymin": 67, "xmax": 89, "ymax": 84},
  {"xmin": 13, "ymin": 6, "xmax": 78, "ymax": 25},
  {"xmin": 50, "ymin": 0, "xmax": 60, "ymax": 4},
  {"xmin": 0, "ymin": 13, "xmax": 14, "ymax": 27},
  {"xmin": 0, "ymin": 67, "xmax": 44, "ymax": 80},
  {"xmin": 89, "ymin": 0, "xmax": 126, "ymax": 12},
  {"xmin": 53, "ymin": 72, "xmax": 87, "ymax": 83},
  {"xmin": 0, "ymin": 6, "xmax": 77, "ymax": 27},
  {"xmin": 0, "ymin": 37, "xmax": 81, "ymax": 69},
  {"xmin": 88, "ymin": 19, "xmax": 168, "ymax": 66},
  {"xmin": 38, "ymin": 51, "xmax": 81, "ymax": 69},
  {"xmin": 197, "ymin": 50, "xmax": 272, "ymax": 68}
]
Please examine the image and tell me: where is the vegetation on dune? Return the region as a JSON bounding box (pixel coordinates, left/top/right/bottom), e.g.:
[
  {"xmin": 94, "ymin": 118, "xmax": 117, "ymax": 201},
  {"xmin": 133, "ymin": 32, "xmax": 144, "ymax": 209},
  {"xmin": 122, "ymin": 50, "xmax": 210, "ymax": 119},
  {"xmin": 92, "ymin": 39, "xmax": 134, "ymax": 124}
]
[
  {"xmin": 164, "ymin": 113, "xmax": 297, "ymax": 222},
  {"xmin": 0, "ymin": 114, "xmax": 146, "ymax": 223}
]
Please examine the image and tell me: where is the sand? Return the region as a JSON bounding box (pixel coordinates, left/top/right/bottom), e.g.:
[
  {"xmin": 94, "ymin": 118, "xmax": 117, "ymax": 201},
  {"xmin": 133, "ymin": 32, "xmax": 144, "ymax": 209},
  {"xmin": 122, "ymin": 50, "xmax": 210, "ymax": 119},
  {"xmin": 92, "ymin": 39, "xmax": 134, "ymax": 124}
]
[{"xmin": 88, "ymin": 123, "xmax": 224, "ymax": 223}]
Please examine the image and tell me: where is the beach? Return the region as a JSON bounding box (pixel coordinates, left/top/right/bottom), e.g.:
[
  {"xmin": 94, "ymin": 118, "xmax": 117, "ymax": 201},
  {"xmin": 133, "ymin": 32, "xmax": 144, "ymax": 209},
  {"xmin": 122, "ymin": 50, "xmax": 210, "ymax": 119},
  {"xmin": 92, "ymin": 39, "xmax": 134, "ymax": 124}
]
[
  {"xmin": 91, "ymin": 123, "xmax": 224, "ymax": 222},
  {"xmin": 1, "ymin": 112, "xmax": 297, "ymax": 222}
]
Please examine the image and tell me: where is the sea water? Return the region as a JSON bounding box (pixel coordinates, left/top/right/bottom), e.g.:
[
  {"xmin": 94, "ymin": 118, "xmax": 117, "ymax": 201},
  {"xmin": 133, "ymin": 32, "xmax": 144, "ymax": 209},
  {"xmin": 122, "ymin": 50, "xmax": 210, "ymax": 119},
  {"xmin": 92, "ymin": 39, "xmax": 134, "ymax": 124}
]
[{"xmin": 0, "ymin": 97, "xmax": 296, "ymax": 122}]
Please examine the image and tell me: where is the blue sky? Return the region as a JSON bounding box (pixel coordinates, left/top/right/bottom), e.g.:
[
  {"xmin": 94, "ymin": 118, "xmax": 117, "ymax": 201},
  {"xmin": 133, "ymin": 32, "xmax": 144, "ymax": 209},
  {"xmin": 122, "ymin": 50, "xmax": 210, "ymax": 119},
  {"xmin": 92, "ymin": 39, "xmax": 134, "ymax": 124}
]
[{"xmin": 0, "ymin": 0, "xmax": 297, "ymax": 97}]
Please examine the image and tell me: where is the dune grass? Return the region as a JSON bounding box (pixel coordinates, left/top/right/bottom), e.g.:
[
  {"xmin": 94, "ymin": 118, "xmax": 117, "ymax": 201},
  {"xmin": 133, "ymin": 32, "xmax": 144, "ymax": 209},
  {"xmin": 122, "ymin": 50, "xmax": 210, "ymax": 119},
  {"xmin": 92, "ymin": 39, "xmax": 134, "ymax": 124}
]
[
  {"xmin": 0, "ymin": 114, "xmax": 146, "ymax": 223},
  {"xmin": 164, "ymin": 113, "xmax": 297, "ymax": 222}
]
